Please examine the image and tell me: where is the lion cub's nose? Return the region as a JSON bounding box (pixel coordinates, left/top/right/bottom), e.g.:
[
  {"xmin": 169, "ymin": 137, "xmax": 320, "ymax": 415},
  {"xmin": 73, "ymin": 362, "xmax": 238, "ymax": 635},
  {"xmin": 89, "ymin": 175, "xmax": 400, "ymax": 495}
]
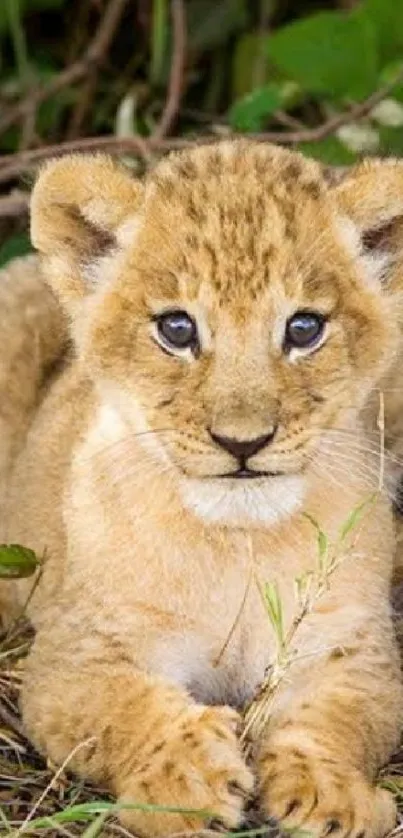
[{"xmin": 209, "ymin": 429, "xmax": 276, "ymax": 461}]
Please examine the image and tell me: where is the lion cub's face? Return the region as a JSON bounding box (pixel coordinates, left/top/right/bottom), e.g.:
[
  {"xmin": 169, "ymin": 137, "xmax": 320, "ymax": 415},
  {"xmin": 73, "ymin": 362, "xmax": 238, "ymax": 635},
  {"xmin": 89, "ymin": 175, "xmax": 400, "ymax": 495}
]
[{"xmin": 34, "ymin": 143, "xmax": 400, "ymax": 525}]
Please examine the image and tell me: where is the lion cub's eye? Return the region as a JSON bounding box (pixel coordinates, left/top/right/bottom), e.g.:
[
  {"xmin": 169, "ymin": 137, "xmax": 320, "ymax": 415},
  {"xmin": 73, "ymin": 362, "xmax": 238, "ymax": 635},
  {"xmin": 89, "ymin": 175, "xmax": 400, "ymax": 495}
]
[
  {"xmin": 156, "ymin": 310, "xmax": 199, "ymax": 352},
  {"xmin": 285, "ymin": 311, "xmax": 325, "ymax": 350}
]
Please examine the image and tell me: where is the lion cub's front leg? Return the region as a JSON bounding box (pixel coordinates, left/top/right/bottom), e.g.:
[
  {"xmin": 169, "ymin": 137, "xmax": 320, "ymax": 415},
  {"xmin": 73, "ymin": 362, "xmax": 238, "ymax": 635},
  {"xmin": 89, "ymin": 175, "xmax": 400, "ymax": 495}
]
[
  {"xmin": 256, "ymin": 603, "xmax": 402, "ymax": 838},
  {"xmin": 21, "ymin": 619, "xmax": 253, "ymax": 836}
]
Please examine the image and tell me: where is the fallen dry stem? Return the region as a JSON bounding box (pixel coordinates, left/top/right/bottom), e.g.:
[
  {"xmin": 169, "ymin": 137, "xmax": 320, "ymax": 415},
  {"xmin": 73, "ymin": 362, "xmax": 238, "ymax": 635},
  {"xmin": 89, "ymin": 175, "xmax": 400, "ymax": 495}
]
[{"xmin": 242, "ymin": 493, "xmax": 379, "ymax": 744}]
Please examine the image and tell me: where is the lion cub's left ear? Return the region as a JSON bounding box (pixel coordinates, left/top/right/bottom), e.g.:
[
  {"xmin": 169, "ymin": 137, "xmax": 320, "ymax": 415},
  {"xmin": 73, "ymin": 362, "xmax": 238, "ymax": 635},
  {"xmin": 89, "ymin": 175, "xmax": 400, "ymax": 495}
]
[
  {"xmin": 30, "ymin": 154, "xmax": 144, "ymax": 313},
  {"xmin": 332, "ymin": 158, "xmax": 403, "ymax": 290}
]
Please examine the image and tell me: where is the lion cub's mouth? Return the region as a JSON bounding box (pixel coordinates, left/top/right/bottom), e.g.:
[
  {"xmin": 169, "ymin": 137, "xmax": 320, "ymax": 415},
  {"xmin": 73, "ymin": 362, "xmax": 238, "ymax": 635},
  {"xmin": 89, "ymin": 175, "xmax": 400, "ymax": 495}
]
[{"xmin": 216, "ymin": 468, "xmax": 283, "ymax": 479}]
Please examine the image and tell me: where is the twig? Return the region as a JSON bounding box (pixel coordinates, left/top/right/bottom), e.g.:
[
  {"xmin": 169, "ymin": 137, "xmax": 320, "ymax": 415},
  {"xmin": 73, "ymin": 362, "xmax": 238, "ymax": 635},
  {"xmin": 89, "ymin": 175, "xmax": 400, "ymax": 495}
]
[
  {"xmin": 0, "ymin": 0, "xmax": 130, "ymax": 138},
  {"xmin": 0, "ymin": 191, "xmax": 29, "ymax": 217},
  {"xmin": 152, "ymin": 0, "xmax": 187, "ymax": 142},
  {"xmin": 66, "ymin": 0, "xmax": 129, "ymax": 139},
  {"xmin": 259, "ymin": 68, "xmax": 403, "ymax": 143},
  {"xmin": 273, "ymin": 109, "xmax": 306, "ymax": 131},
  {"xmin": 66, "ymin": 74, "xmax": 99, "ymax": 141},
  {"xmin": 15, "ymin": 736, "xmax": 97, "ymax": 836},
  {"xmin": 0, "ymin": 135, "xmax": 152, "ymax": 186},
  {"xmin": 213, "ymin": 563, "xmax": 253, "ymax": 668},
  {"xmin": 0, "ymin": 67, "xmax": 402, "ymax": 186},
  {"xmin": 19, "ymin": 103, "xmax": 37, "ymax": 152},
  {"xmin": 0, "ymin": 697, "xmax": 25, "ymax": 739}
]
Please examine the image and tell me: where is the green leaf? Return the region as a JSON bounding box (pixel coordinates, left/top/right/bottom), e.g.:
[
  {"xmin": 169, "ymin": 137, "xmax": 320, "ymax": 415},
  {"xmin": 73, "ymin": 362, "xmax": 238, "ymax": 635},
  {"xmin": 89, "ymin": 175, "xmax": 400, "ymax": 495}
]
[
  {"xmin": 378, "ymin": 123, "xmax": 403, "ymax": 156},
  {"xmin": 303, "ymin": 513, "xmax": 329, "ymax": 573},
  {"xmin": 263, "ymin": 581, "xmax": 285, "ymax": 650},
  {"xmin": 294, "ymin": 572, "xmax": 313, "ymax": 605},
  {"xmin": 0, "ymin": 234, "xmax": 32, "ymax": 268},
  {"xmin": 339, "ymin": 495, "xmax": 377, "ymax": 542},
  {"xmin": 0, "ymin": 544, "xmax": 38, "ymax": 579},
  {"xmin": 267, "ymin": 10, "xmax": 378, "ymax": 101},
  {"xmin": 81, "ymin": 812, "xmax": 110, "ymax": 838},
  {"xmin": 229, "ymin": 83, "xmax": 282, "ymax": 132},
  {"xmin": 21, "ymin": 799, "xmax": 218, "ymax": 831},
  {"xmin": 298, "ymin": 137, "xmax": 357, "ymax": 166},
  {"xmin": 363, "ymin": 0, "xmax": 403, "ymax": 65}
]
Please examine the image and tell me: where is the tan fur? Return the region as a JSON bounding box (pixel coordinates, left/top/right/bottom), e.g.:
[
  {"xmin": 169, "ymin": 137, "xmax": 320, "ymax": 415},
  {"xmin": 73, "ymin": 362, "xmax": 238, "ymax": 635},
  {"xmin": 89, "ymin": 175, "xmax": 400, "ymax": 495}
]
[{"xmin": 1, "ymin": 142, "xmax": 403, "ymax": 836}]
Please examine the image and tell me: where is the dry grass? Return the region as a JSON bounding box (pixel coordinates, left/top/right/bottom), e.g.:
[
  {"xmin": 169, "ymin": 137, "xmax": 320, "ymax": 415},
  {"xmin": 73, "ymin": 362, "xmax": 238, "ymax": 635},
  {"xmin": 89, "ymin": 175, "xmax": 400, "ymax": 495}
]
[
  {"xmin": 0, "ymin": 619, "xmax": 281, "ymax": 838},
  {"xmin": 1, "ymin": 609, "xmax": 403, "ymax": 838}
]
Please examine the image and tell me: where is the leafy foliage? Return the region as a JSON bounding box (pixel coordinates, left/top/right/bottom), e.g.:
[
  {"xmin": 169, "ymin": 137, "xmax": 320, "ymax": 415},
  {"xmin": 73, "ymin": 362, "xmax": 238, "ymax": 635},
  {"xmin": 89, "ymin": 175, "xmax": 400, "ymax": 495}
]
[
  {"xmin": 0, "ymin": 0, "xmax": 403, "ymax": 160},
  {"xmin": 1, "ymin": 0, "xmax": 403, "ymax": 257},
  {"xmin": 0, "ymin": 543, "xmax": 38, "ymax": 578},
  {"xmin": 268, "ymin": 9, "xmax": 378, "ymax": 101}
]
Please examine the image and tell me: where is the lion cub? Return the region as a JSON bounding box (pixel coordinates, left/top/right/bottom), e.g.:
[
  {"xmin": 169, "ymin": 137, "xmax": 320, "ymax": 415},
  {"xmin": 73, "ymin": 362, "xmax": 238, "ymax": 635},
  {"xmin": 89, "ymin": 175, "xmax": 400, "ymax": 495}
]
[{"xmin": 1, "ymin": 141, "xmax": 403, "ymax": 837}]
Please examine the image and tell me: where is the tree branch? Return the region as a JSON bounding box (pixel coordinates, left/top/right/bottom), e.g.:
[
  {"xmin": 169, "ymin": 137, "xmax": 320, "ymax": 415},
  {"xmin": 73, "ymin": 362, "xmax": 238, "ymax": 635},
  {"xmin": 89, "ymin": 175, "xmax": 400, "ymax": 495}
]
[
  {"xmin": 0, "ymin": 135, "xmax": 151, "ymax": 186},
  {"xmin": 0, "ymin": 191, "xmax": 29, "ymax": 217},
  {"xmin": 0, "ymin": 69, "xmax": 402, "ymax": 195}
]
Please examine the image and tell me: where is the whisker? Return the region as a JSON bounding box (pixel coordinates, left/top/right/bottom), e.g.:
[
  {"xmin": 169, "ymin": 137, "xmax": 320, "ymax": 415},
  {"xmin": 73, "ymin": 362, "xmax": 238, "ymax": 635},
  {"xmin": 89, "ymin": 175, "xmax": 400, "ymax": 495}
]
[
  {"xmin": 82, "ymin": 426, "xmax": 211, "ymax": 467},
  {"xmin": 312, "ymin": 455, "xmax": 395, "ymax": 501},
  {"xmin": 318, "ymin": 430, "xmax": 403, "ymax": 467}
]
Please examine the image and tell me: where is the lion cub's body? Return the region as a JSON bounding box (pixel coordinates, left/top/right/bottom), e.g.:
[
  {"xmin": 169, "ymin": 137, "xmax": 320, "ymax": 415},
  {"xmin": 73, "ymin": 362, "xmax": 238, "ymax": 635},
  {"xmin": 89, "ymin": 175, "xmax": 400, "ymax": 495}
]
[{"xmin": 2, "ymin": 142, "xmax": 403, "ymax": 837}]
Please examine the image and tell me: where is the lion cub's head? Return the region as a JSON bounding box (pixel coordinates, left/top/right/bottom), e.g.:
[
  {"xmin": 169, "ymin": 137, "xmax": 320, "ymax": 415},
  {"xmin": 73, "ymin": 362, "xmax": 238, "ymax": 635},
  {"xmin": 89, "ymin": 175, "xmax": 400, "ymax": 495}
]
[{"xmin": 31, "ymin": 142, "xmax": 403, "ymax": 525}]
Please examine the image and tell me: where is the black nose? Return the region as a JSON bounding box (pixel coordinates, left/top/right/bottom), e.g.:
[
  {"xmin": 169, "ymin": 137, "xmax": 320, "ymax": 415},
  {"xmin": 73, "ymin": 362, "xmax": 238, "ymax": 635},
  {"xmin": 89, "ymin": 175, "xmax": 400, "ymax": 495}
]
[{"xmin": 209, "ymin": 429, "xmax": 276, "ymax": 461}]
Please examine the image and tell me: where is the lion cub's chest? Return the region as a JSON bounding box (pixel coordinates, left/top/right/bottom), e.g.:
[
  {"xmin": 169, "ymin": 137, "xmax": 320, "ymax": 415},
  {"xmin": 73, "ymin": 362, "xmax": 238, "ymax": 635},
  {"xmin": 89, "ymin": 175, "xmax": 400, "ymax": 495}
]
[
  {"xmin": 72, "ymin": 422, "xmax": 302, "ymax": 709},
  {"xmin": 147, "ymin": 570, "xmax": 279, "ymax": 710}
]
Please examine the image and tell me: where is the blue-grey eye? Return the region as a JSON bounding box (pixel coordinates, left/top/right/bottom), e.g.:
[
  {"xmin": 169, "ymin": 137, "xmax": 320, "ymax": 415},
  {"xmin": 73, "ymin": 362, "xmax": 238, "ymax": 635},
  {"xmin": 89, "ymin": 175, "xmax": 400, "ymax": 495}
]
[
  {"xmin": 285, "ymin": 311, "xmax": 325, "ymax": 350},
  {"xmin": 157, "ymin": 310, "xmax": 198, "ymax": 351}
]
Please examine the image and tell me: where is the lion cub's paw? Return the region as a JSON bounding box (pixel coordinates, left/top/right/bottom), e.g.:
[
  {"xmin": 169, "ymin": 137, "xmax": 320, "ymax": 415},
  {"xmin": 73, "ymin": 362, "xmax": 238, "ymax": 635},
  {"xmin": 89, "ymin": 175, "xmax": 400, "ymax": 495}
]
[
  {"xmin": 118, "ymin": 705, "xmax": 254, "ymax": 837},
  {"xmin": 258, "ymin": 733, "xmax": 395, "ymax": 838}
]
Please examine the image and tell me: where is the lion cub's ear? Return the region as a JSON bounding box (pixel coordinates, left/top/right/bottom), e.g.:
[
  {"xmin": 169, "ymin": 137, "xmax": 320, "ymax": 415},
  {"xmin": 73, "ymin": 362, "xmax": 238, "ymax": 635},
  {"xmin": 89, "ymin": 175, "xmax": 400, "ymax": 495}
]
[
  {"xmin": 30, "ymin": 154, "xmax": 143, "ymax": 312},
  {"xmin": 332, "ymin": 159, "xmax": 403, "ymax": 290}
]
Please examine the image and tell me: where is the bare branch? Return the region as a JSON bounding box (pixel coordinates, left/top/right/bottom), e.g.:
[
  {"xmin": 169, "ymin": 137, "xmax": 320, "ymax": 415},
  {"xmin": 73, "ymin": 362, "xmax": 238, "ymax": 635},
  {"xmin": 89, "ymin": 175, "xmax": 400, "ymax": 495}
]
[
  {"xmin": 0, "ymin": 135, "xmax": 151, "ymax": 186},
  {"xmin": 250, "ymin": 68, "xmax": 403, "ymax": 144},
  {"xmin": 0, "ymin": 698, "xmax": 25, "ymax": 739},
  {"xmin": 0, "ymin": 68, "xmax": 402, "ymax": 189},
  {"xmin": 0, "ymin": 191, "xmax": 29, "ymax": 217}
]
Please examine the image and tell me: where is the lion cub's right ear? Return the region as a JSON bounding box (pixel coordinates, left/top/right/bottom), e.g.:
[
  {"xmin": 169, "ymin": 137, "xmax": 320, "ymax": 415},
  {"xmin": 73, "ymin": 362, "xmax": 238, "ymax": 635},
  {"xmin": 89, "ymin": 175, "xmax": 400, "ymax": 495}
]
[
  {"xmin": 331, "ymin": 158, "xmax": 403, "ymax": 292},
  {"xmin": 30, "ymin": 154, "xmax": 143, "ymax": 314}
]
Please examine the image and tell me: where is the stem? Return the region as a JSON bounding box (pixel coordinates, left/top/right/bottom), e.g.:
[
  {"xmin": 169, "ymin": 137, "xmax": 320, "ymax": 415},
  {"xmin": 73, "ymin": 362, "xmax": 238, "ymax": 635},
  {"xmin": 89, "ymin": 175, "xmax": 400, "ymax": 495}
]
[
  {"xmin": 5, "ymin": 0, "xmax": 30, "ymax": 90},
  {"xmin": 150, "ymin": 0, "xmax": 168, "ymax": 86}
]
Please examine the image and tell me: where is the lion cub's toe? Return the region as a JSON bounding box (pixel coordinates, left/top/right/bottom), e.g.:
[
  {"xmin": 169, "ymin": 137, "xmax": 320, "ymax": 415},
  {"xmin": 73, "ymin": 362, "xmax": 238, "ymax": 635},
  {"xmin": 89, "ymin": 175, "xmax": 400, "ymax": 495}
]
[
  {"xmin": 259, "ymin": 733, "xmax": 396, "ymax": 838},
  {"xmin": 118, "ymin": 705, "xmax": 254, "ymax": 837}
]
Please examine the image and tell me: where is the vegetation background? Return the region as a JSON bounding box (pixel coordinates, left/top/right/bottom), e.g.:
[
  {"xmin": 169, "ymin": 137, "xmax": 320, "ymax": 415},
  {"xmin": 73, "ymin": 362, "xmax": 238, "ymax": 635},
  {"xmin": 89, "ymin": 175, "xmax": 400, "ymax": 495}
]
[
  {"xmin": 1, "ymin": 0, "xmax": 403, "ymax": 266},
  {"xmin": 2, "ymin": 1, "xmax": 403, "ymax": 836}
]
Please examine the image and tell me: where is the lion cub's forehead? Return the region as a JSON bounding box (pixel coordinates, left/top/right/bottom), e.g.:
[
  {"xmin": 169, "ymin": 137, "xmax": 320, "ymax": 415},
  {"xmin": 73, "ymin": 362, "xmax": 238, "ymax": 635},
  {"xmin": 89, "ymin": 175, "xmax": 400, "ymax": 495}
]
[{"xmin": 137, "ymin": 142, "xmax": 335, "ymax": 305}]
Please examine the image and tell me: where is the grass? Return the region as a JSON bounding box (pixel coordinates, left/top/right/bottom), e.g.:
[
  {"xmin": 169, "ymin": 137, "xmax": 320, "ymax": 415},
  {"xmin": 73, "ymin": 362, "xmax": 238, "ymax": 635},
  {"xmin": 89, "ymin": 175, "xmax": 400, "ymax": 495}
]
[
  {"xmin": 242, "ymin": 494, "xmax": 379, "ymax": 743},
  {"xmin": 0, "ymin": 618, "xmax": 280, "ymax": 837}
]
